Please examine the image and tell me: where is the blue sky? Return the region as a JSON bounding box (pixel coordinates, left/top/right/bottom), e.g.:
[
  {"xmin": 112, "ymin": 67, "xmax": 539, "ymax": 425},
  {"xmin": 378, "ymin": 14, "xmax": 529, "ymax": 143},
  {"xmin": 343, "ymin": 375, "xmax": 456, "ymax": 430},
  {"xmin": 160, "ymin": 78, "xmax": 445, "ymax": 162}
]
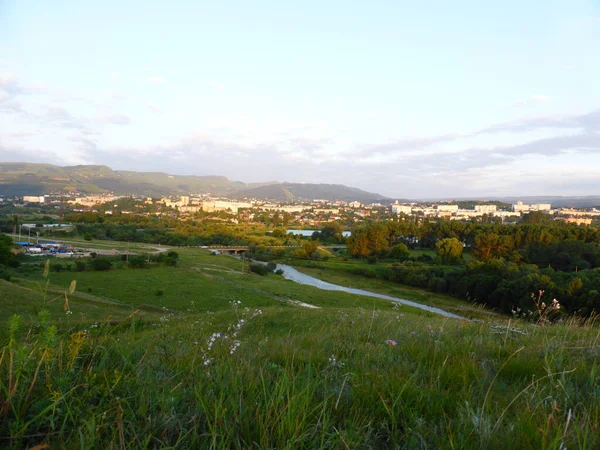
[{"xmin": 1, "ymin": 0, "xmax": 599, "ymax": 198}]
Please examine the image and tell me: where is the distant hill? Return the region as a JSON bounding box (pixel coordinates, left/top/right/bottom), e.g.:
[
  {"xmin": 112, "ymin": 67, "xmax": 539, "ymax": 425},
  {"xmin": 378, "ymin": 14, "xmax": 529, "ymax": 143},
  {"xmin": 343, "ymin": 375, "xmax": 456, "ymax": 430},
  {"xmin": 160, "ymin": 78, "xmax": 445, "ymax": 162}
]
[
  {"xmin": 0, "ymin": 162, "xmax": 273, "ymax": 197},
  {"xmin": 0, "ymin": 163, "xmax": 388, "ymax": 202},
  {"xmin": 232, "ymin": 182, "xmax": 390, "ymax": 203}
]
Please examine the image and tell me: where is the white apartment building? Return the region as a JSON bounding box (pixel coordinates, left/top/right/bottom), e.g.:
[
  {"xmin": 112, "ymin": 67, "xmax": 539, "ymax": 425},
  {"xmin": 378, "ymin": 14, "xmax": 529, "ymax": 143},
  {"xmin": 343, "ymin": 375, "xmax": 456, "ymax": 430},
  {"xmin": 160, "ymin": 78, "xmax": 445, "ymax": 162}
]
[
  {"xmin": 201, "ymin": 200, "xmax": 252, "ymax": 213},
  {"xmin": 23, "ymin": 196, "xmax": 45, "ymax": 203},
  {"xmin": 392, "ymin": 204, "xmax": 413, "ymax": 215},
  {"xmin": 475, "ymin": 204, "xmax": 497, "ymax": 214},
  {"xmin": 530, "ymin": 203, "xmax": 551, "ymax": 211},
  {"xmin": 436, "ymin": 204, "xmax": 459, "ymax": 213},
  {"xmin": 513, "ymin": 201, "xmax": 552, "ymax": 213}
]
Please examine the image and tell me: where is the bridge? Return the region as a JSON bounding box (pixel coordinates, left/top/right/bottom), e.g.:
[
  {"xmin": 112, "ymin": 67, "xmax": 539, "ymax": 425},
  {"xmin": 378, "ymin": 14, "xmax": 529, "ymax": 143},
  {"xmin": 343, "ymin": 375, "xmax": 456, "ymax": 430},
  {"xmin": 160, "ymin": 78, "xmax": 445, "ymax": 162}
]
[{"xmin": 199, "ymin": 245, "xmax": 347, "ymax": 254}]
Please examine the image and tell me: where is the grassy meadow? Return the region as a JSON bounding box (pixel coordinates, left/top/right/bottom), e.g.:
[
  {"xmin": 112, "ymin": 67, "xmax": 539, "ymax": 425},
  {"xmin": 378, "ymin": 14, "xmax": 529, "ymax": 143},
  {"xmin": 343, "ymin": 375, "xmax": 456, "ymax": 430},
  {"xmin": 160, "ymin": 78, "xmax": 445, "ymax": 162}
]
[{"xmin": 1, "ymin": 246, "xmax": 599, "ymax": 448}]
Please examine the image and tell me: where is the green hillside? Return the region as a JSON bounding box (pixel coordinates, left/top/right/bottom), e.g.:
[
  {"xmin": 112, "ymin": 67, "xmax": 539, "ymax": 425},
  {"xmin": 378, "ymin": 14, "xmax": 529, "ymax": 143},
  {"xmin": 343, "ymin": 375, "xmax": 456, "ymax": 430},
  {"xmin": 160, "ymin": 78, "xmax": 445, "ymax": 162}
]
[
  {"xmin": 0, "ymin": 162, "xmax": 388, "ymax": 201},
  {"xmin": 1, "ymin": 247, "xmax": 598, "ymax": 448},
  {"xmin": 232, "ymin": 182, "xmax": 391, "ymax": 203}
]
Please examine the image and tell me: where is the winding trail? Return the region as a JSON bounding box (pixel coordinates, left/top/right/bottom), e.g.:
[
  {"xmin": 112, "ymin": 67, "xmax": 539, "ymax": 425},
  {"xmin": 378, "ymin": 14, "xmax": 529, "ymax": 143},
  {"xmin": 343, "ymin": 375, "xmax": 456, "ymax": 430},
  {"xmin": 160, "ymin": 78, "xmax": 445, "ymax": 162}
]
[{"xmin": 276, "ymin": 263, "xmax": 467, "ymax": 320}]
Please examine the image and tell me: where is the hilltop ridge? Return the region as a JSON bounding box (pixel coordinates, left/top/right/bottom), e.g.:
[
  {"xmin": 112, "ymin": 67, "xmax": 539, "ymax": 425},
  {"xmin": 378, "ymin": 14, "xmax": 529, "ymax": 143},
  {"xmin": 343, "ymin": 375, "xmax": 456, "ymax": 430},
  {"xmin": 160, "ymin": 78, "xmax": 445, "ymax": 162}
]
[{"xmin": 0, "ymin": 162, "xmax": 388, "ymax": 203}]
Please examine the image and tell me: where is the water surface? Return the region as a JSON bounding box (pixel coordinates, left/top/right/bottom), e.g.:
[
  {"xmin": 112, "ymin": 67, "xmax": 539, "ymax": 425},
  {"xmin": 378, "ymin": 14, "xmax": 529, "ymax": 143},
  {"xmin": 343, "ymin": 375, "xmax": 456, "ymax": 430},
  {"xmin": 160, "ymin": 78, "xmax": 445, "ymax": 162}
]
[{"xmin": 276, "ymin": 263, "xmax": 466, "ymax": 320}]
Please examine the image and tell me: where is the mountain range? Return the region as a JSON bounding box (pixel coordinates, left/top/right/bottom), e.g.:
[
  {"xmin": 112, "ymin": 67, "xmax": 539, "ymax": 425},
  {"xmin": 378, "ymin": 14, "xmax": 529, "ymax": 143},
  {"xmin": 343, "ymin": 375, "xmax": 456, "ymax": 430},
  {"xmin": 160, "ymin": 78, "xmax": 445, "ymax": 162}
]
[
  {"xmin": 2, "ymin": 162, "xmax": 600, "ymax": 207},
  {"xmin": 0, "ymin": 162, "xmax": 390, "ymax": 203}
]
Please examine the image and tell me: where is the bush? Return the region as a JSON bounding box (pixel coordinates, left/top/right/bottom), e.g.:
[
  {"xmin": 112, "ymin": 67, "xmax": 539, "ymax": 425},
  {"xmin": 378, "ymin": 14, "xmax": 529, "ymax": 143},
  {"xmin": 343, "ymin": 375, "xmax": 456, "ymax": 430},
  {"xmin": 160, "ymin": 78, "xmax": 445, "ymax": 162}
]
[
  {"xmin": 275, "ymin": 269, "xmax": 284, "ymax": 276},
  {"xmin": 155, "ymin": 289, "xmax": 164, "ymax": 296},
  {"xmin": 250, "ymin": 263, "xmax": 269, "ymax": 276},
  {"xmin": 158, "ymin": 250, "xmax": 179, "ymax": 267},
  {"xmin": 390, "ymin": 243, "xmax": 410, "ymax": 259},
  {"xmin": 90, "ymin": 258, "xmax": 112, "ymax": 271},
  {"xmin": 51, "ymin": 263, "xmax": 64, "ymax": 273},
  {"xmin": 266, "ymin": 262, "xmax": 277, "ymax": 272},
  {"xmin": 350, "ymin": 267, "xmax": 377, "ymax": 279},
  {"xmin": 129, "ymin": 256, "xmax": 148, "ymax": 269},
  {"xmin": 75, "ymin": 260, "xmax": 86, "ymax": 272}
]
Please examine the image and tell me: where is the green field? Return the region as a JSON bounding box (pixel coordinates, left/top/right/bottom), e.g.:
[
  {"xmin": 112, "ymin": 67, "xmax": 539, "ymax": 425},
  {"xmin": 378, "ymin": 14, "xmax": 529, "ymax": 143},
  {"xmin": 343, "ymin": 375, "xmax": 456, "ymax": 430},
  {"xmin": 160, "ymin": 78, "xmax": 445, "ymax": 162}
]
[{"xmin": 1, "ymin": 246, "xmax": 599, "ymax": 448}]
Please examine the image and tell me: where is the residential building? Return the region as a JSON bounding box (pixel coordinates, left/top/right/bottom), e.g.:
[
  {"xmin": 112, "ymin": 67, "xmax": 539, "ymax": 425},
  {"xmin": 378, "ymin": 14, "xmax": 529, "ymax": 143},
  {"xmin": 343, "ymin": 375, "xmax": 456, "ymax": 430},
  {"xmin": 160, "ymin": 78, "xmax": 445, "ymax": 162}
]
[
  {"xmin": 391, "ymin": 204, "xmax": 413, "ymax": 215},
  {"xmin": 23, "ymin": 196, "xmax": 45, "ymax": 203},
  {"xmin": 475, "ymin": 204, "xmax": 497, "ymax": 214},
  {"xmin": 436, "ymin": 204, "xmax": 459, "ymax": 213}
]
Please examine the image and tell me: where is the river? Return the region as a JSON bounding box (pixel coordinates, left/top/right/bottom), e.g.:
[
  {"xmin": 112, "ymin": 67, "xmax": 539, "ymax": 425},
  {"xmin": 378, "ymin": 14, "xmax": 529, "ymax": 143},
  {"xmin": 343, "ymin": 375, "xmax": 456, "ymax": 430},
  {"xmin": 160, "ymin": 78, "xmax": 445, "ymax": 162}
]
[{"xmin": 275, "ymin": 263, "xmax": 466, "ymax": 320}]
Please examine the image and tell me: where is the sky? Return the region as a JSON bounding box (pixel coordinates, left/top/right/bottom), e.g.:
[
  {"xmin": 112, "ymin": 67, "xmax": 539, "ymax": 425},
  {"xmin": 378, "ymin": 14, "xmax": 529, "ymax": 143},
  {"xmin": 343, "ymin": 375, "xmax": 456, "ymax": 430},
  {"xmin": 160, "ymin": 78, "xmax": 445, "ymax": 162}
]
[{"xmin": 1, "ymin": 0, "xmax": 599, "ymax": 199}]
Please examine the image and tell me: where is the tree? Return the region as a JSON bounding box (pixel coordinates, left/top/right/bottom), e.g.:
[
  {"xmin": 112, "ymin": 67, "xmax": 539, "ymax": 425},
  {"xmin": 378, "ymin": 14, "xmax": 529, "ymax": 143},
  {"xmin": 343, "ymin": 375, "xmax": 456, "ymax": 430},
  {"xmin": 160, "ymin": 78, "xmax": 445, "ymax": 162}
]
[
  {"xmin": 347, "ymin": 223, "xmax": 390, "ymax": 258},
  {"xmin": 0, "ymin": 235, "xmax": 19, "ymax": 267},
  {"xmin": 472, "ymin": 233, "xmax": 514, "ymax": 261},
  {"xmin": 436, "ymin": 238, "xmax": 463, "ymax": 264},
  {"xmin": 390, "ymin": 243, "xmax": 410, "ymax": 259}
]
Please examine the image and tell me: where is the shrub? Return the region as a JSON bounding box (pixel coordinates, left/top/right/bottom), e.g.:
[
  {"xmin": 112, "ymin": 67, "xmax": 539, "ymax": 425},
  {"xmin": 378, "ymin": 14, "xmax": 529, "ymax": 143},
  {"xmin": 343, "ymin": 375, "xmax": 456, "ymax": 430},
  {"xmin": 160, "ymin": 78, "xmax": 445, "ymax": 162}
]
[
  {"xmin": 350, "ymin": 267, "xmax": 377, "ymax": 279},
  {"xmin": 250, "ymin": 263, "xmax": 269, "ymax": 276},
  {"xmin": 90, "ymin": 258, "xmax": 112, "ymax": 271},
  {"xmin": 390, "ymin": 243, "xmax": 410, "ymax": 259},
  {"xmin": 158, "ymin": 250, "xmax": 179, "ymax": 267},
  {"xmin": 129, "ymin": 256, "xmax": 148, "ymax": 269}
]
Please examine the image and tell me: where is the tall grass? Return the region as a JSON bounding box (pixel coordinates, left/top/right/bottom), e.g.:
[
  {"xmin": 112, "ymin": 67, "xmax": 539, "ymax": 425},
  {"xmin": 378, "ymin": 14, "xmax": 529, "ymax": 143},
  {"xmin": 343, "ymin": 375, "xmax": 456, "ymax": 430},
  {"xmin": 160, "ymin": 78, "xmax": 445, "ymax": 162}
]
[{"xmin": 1, "ymin": 301, "xmax": 599, "ymax": 449}]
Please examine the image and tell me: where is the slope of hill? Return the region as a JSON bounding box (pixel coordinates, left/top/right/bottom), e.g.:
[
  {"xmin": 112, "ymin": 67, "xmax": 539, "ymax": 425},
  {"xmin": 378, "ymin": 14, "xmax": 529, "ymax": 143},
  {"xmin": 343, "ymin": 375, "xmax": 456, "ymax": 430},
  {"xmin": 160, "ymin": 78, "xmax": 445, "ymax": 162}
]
[
  {"xmin": 232, "ymin": 182, "xmax": 389, "ymax": 203},
  {"xmin": 0, "ymin": 163, "xmax": 270, "ymax": 197},
  {"xmin": 0, "ymin": 163, "xmax": 388, "ymax": 202}
]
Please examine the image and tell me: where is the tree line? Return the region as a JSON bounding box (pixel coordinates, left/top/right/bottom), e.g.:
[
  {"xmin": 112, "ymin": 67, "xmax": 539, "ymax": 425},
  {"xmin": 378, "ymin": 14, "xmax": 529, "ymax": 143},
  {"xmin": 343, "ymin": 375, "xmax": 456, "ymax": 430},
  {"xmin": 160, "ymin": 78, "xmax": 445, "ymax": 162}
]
[{"xmin": 346, "ymin": 220, "xmax": 600, "ymax": 316}]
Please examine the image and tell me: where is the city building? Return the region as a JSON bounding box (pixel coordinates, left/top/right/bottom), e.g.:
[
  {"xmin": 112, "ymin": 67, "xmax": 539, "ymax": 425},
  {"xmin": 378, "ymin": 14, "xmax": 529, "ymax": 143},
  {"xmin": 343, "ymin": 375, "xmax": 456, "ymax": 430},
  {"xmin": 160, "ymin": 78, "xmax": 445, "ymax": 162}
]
[
  {"xmin": 392, "ymin": 204, "xmax": 413, "ymax": 215},
  {"xmin": 475, "ymin": 204, "xmax": 497, "ymax": 214},
  {"xmin": 23, "ymin": 196, "xmax": 45, "ymax": 203}
]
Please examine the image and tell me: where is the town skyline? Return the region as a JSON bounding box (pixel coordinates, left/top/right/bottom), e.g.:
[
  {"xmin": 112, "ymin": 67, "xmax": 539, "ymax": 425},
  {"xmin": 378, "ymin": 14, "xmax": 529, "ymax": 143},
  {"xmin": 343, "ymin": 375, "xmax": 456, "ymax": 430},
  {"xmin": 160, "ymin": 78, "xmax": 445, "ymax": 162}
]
[{"xmin": 1, "ymin": 0, "xmax": 599, "ymax": 198}]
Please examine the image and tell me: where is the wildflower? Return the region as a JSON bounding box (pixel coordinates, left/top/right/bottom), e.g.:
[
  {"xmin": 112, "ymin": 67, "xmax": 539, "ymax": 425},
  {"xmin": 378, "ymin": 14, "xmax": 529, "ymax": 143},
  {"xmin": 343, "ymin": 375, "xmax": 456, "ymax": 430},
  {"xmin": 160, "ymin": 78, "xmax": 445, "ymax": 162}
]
[
  {"xmin": 541, "ymin": 302, "xmax": 546, "ymax": 309},
  {"xmin": 229, "ymin": 340, "xmax": 241, "ymax": 355},
  {"xmin": 328, "ymin": 354, "xmax": 345, "ymax": 368},
  {"xmin": 65, "ymin": 310, "xmax": 73, "ymax": 315},
  {"xmin": 385, "ymin": 339, "xmax": 397, "ymax": 347}
]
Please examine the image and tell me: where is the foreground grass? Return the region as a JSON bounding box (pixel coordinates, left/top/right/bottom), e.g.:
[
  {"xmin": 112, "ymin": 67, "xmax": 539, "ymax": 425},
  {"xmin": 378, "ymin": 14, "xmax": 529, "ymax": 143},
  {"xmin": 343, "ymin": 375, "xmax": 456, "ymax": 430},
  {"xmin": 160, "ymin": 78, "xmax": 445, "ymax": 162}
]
[
  {"xmin": 1, "ymin": 305, "xmax": 599, "ymax": 449},
  {"xmin": 1, "ymin": 248, "xmax": 599, "ymax": 448}
]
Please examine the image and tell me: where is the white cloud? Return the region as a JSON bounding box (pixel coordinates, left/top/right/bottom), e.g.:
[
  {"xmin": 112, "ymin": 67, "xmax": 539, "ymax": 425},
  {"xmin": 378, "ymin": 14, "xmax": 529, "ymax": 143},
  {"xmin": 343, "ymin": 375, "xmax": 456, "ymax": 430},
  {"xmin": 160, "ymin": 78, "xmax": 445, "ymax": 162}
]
[
  {"xmin": 508, "ymin": 94, "xmax": 551, "ymax": 108},
  {"xmin": 207, "ymin": 80, "xmax": 225, "ymax": 91},
  {"xmin": 97, "ymin": 114, "xmax": 131, "ymax": 125},
  {"xmin": 147, "ymin": 76, "xmax": 166, "ymax": 83},
  {"xmin": 532, "ymin": 94, "xmax": 549, "ymax": 102},
  {"xmin": 146, "ymin": 102, "xmax": 161, "ymax": 113}
]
